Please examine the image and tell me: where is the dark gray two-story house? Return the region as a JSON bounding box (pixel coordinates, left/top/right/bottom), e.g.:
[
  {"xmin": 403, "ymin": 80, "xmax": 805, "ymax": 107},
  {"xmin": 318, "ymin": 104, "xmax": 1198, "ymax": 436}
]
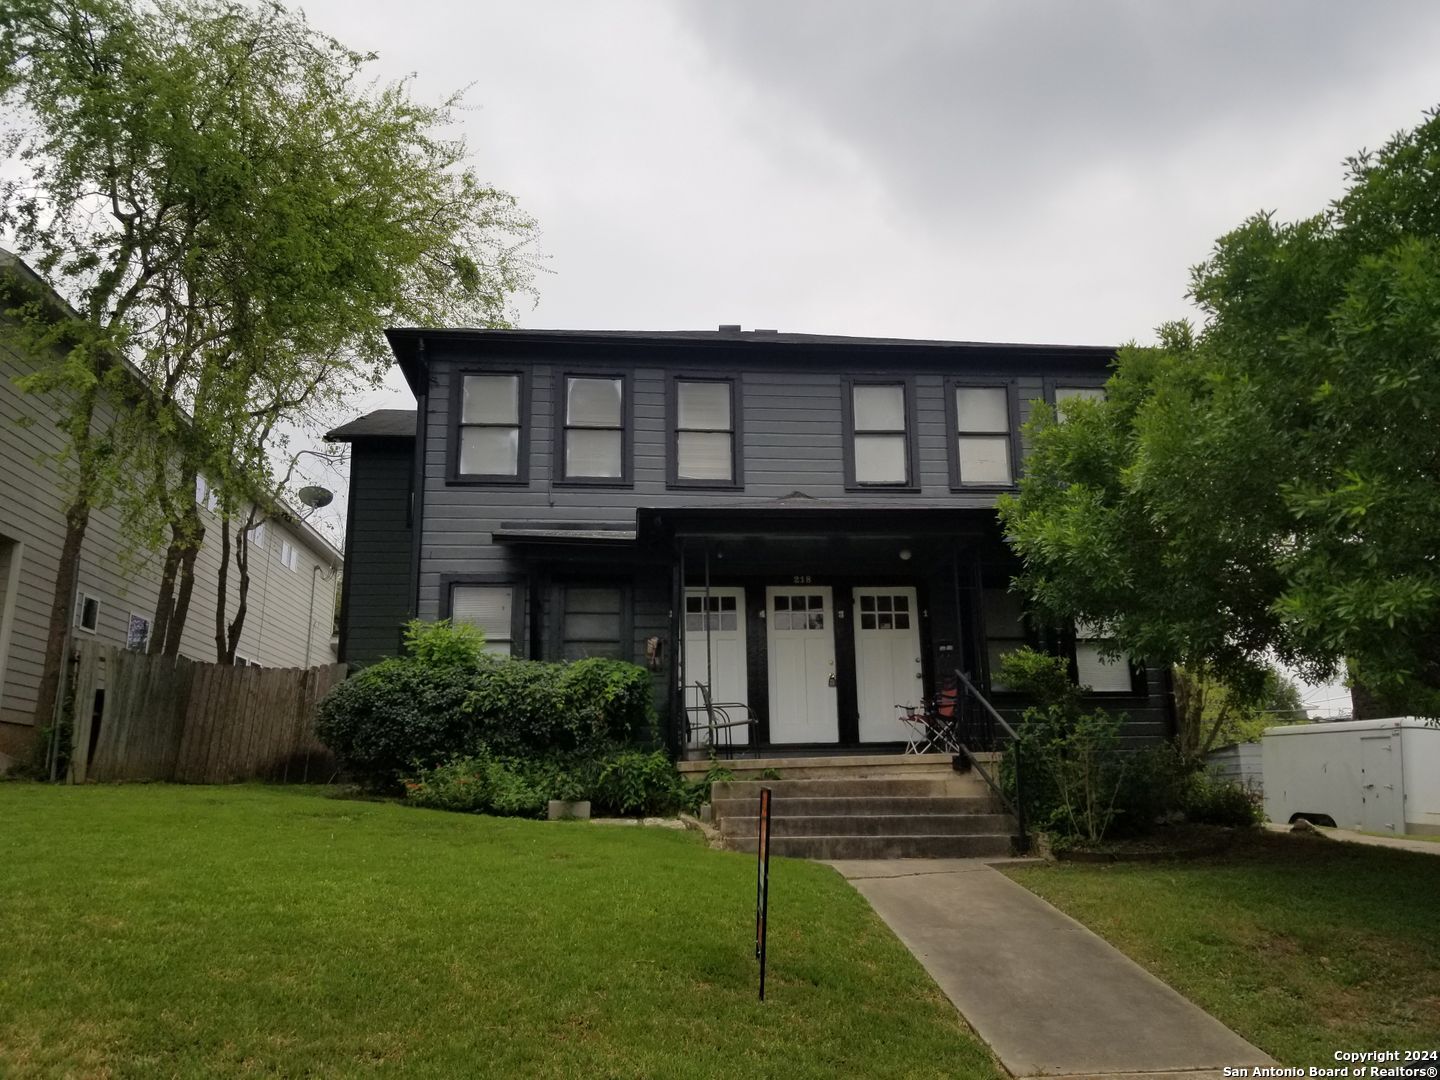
[{"xmin": 328, "ymin": 327, "xmax": 1173, "ymax": 758}]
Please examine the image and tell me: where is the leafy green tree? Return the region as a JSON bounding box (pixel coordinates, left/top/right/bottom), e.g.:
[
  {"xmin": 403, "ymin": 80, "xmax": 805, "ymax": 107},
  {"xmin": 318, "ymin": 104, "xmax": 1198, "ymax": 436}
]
[
  {"xmin": 1, "ymin": 0, "xmax": 535, "ymax": 721},
  {"xmin": 1172, "ymin": 664, "xmax": 1307, "ymax": 757},
  {"xmin": 1001, "ymin": 107, "xmax": 1440, "ymax": 718}
]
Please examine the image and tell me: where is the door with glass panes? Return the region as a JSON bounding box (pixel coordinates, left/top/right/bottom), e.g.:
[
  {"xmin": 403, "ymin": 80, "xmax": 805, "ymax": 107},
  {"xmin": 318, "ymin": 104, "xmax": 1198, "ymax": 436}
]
[
  {"xmin": 853, "ymin": 587, "xmax": 923, "ymax": 741},
  {"xmin": 683, "ymin": 588, "xmax": 749, "ymax": 747},
  {"xmin": 766, "ymin": 587, "xmax": 838, "ymax": 743}
]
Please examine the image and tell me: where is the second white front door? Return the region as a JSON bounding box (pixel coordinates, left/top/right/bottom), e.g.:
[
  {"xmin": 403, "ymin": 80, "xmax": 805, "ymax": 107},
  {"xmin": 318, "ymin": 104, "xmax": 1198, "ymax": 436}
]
[
  {"xmin": 853, "ymin": 586, "xmax": 923, "ymax": 742},
  {"xmin": 766, "ymin": 586, "xmax": 838, "ymax": 743}
]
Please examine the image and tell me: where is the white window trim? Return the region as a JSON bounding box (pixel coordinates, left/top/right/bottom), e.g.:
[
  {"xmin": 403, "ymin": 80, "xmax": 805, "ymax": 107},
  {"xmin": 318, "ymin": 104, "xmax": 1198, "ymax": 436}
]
[
  {"xmin": 75, "ymin": 591, "xmax": 100, "ymax": 634},
  {"xmin": 279, "ymin": 538, "xmax": 299, "ymax": 572}
]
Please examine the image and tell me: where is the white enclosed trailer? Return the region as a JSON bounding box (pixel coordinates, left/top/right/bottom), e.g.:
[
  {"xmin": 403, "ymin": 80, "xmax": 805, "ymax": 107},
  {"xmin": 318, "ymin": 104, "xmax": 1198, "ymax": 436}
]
[{"xmin": 1262, "ymin": 717, "xmax": 1440, "ymax": 836}]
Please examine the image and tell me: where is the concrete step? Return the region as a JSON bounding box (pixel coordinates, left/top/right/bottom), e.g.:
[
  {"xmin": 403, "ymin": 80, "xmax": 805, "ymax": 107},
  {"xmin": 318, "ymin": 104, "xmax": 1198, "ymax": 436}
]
[
  {"xmin": 679, "ymin": 752, "xmax": 962, "ymax": 781},
  {"xmin": 719, "ymin": 812, "xmax": 1016, "ymax": 838},
  {"xmin": 711, "ymin": 794, "xmax": 1003, "ymax": 820},
  {"xmin": 711, "ymin": 777, "xmax": 989, "ymax": 801},
  {"xmin": 726, "ymin": 833, "xmax": 1016, "ymax": 860}
]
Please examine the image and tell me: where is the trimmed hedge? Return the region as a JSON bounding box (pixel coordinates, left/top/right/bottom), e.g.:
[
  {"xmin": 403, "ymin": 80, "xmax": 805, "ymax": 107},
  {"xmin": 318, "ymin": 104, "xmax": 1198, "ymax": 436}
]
[{"xmin": 316, "ymin": 654, "xmax": 656, "ymax": 790}]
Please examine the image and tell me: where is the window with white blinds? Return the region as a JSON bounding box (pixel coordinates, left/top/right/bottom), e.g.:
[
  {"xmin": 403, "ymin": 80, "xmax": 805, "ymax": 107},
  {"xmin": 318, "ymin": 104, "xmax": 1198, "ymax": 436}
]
[
  {"xmin": 1054, "ymin": 385, "xmax": 1105, "ymax": 422},
  {"xmin": 451, "ymin": 585, "xmax": 514, "ymax": 656},
  {"xmin": 953, "ymin": 385, "xmax": 1013, "ymax": 486},
  {"xmin": 848, "ymin": 382, "xmax": 910, "ymax": 485},
  {"xmin": 459, "ymin": 373, "xmax": 523, "ymax": 478},
  {"xmin": 563, "ymin": 375, "xmax": 626, "ymax": 481},
  {"xmin": 1074, "ymin": 620, "xmax": 1132, "ymax": 692},
  {"xmin": 675, "ymin": 379, "xmax": 734, "ymax": 483}
]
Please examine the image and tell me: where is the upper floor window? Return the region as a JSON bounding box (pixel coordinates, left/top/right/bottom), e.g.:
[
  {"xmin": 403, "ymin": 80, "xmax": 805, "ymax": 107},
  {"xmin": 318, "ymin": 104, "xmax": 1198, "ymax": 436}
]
[
  {"xmin": 949, "ymin": 383, "xmax": 1015, "ymax": 488},
  {"xmin": 195, "ymin": 476, "xmax": 219, "ymax": 512},
  {"xmin": 458, "ymin": 373, "xmax": 524, "ymax": 480},
  {"xmin": 845, "ymin": 380, "xmax": 913, "ymax": 487},
  {"xmin": 1052, "ymin": 383, "xmax": 1106, "ymax": 422},
  {"xmin": 561, "ymin": 374, "xmax": 629, "ymax": 483},
  {"xmin": 250, "ymin": 521, "xmax": 267, "ymax": 550},
  {"xmin": 671, "ymin": 378, "xmax": 739, "ymax": 486},
  {"xmin": 279, "ymin": 539, "xmax": 300, "ymax": 572}
]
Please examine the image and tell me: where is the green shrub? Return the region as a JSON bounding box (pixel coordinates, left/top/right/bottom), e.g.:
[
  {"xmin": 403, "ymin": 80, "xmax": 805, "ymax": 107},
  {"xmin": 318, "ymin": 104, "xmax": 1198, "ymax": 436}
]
[
  {"xmin": 998, "ymin": 648, "xmax": 1128, "ymax": 844},
  {"xmin": 1183, "ymin": 772, "xmax": 1263, "ymax": 827},
  {"xmin": 405, "ymin": 754, "xmax": 550, "ymax": 818},
  {"xmin": 402, "ymin": 618, "xmax": 489, "ymax": 668},
  {"xmin": 463, "ymin": 657, "xmax": 655, "ymax": 758},
  {"xmin": 592, "ymin": 750, "xmax": 685, "ymax": 817},
  {"xmin": 317, "ymin": 651, "xmax": 656, "ymax": 790},
  {"xmin": 315, "ymin": 658, "xmax": 479, "ymax": 789}
]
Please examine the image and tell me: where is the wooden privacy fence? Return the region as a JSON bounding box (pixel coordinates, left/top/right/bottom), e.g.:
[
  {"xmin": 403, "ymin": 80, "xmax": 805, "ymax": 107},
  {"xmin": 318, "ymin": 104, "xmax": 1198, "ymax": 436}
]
[{"xmin": 65, "ymin": 641, "xmax": 345, "ymax": 784}]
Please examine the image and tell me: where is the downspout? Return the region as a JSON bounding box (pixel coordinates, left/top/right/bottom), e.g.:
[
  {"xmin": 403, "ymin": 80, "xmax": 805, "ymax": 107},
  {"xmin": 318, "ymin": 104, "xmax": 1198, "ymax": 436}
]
[{"xmin": 304, "ymin": 564, "xmax": 320, "ymax": 667}]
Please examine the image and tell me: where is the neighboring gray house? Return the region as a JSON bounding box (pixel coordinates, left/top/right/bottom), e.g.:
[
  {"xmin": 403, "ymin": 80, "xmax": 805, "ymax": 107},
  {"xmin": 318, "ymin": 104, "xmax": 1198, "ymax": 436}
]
[
  {"xmin": 0, "ymin": 251, "xmax": 343, "ymax": 763},
  {"xmin": 329, "ymin": 326, "xmax": 1175, "ymax": 754}
]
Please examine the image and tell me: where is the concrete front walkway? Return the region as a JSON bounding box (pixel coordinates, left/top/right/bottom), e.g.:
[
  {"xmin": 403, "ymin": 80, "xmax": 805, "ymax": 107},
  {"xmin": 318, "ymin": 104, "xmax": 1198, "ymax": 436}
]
[{"xmin": 830, "ymin": 859, "xmax": 1274, "ymax": 1078}]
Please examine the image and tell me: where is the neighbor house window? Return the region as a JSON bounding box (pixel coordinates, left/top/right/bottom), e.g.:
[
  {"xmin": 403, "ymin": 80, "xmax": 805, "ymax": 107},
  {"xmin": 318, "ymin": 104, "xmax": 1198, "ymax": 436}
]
[
  {"xmin": 75, "ymin": 592, "xmax": 100, "ymax": 633},
  {"xmin": 450, "ymin": 584, "xmax": 515, "ymax": 656},
  {"xmin": 1074, "ymin": 620, "xmax": 1134, "ymax": 693},
  {"xmin": 195, "ymin": 476, "xmax": 219, "ymax": 512},
  {"xmin": 982, "ymin": 589, "xmax": 1027, "ymax": 692},
  {"xmin": 279, "ymin": 539, "xmax": 299, "ymax": 572},
  {"xmin": 126, "ymin": 613, "xmax": 150, "ymax": 651},
  {"xmin": 846, "ymin": 381, "xmax": 912, "ymax": 486},
  {"xmin": 561, "ymin": 375, "xmax": 627, "ymax": 482},
  {"xmin": 457, "ymin": 373, "xmax": 525, "ymax": 479},
  {"xmin": 672, "ymin": 378, "xmax": 737, "ymax": 485},
  {"xmin": 950, "ymin": 384, "xmax": 1014, "ymax": 487},
  {"xmin": 249, "ymin": 521, "xmax": 267, "ymax": 550}
]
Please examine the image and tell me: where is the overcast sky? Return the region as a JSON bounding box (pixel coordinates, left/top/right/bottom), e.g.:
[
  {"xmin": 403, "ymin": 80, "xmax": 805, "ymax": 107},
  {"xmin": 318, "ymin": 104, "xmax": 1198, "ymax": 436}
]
[
  {"xmin": 297, "ymin": 0, "xmax": 1440, "ymax": 406},
  {"xmin": 290, "ymin": 0, "xmax": 1438, "ymax": 711}
]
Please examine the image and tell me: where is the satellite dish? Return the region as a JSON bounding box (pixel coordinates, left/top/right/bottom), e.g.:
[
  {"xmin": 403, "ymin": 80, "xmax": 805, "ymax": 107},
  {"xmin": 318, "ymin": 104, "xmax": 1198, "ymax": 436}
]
[{"xmin": 297, "ymin": 485, "xmax": 333, "ymax": 509}]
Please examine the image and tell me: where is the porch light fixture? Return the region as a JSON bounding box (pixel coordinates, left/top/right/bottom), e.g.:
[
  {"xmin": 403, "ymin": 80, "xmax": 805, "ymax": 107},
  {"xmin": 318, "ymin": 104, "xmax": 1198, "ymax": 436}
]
[{"xmin": 898, "ymin": 548, "xmax": 912, "ymax": 561}]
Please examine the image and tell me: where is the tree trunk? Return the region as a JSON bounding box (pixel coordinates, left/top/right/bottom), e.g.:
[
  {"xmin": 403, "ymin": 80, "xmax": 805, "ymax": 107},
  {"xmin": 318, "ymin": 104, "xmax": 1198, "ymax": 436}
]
[
  {"xmin": 32, "ymin": 497, "xmax": 91, "ymax": 735},
  {"xmin": 149, "ymin": 536, "xmax": 182, "ymax": 656},
  {"xmin": 225, "ymin": 525, "xmax": 252, "ymax": 664},
  {"xmin": 214, "ymin": 516, "xmax": 231, "ymax": 663},
  {"xmin": 151, "ymin": 502, "xmax": 204, "ymax": 657},
  {"xmin": 164, "ymin": 534, "xmax": 201, "ymax": 656}
]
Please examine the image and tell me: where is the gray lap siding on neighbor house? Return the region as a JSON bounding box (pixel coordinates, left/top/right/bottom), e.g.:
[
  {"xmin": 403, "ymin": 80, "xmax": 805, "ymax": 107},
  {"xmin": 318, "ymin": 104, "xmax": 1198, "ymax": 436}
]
[
  {"xmin": 340, "ymin": 438, "xmax": 415, "ymax": 664},
  {"xmin": 402, "ymin": 340, "xmax": 1170, "ymax": 746},
  {"xmin": 0, "ymin": 334, "xmax": 340, "ymax": 756}
]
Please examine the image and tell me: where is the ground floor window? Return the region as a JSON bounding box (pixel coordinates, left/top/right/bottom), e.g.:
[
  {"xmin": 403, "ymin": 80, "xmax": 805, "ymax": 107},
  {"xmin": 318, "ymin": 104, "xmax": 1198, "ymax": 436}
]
[
  {"xmin": 451, "ymin": 584, "xmax": 516, "ymax": 656},
  {"xmin": 982, "ymin": 588, "xmax": 1027, "ymax": 691},
  {"xmin": 560, "ymin": 586, "xmax": 625, "ymax": 660},
  {"xmin": 1073, "ymin": 621, "xmax": 1134, "ymax": 693}
]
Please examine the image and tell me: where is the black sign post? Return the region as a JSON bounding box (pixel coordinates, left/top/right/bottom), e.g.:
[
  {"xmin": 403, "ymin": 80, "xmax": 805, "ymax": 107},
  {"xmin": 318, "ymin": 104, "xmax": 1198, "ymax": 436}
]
[{"xmin": 755, "ymin": 786, "xmax": 772, "ymax": 1001}]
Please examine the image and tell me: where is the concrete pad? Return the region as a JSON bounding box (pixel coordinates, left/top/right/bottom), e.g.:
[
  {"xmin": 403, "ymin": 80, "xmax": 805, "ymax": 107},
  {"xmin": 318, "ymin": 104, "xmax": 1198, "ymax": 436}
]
[
  {"xmin": 1264, "ymin": 821, "xmax": 1440, "ymax": 856},
  {"xmin": 835, "ymin": 863, "xmax": 1274, "ymax": 1077}
]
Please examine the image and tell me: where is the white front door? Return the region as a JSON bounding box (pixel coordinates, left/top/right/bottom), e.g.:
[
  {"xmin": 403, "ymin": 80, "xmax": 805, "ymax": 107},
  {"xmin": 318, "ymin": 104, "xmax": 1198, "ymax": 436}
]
[
  {"xmin": 853, "ymin": 586, "xmax": 923, "ymax": 742},
  {"xmin": 766, "ymin": 586, "xmax": 838, "ymax": 743},
  {"xmin": 683, "ymin": 588, "xmax": 749, "ymax": 748}
]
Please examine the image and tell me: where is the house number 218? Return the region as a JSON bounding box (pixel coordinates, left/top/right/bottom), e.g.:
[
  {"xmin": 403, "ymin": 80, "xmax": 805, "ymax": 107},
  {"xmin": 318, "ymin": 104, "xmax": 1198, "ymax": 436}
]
[{"xmin": 792, "ymin": 575, "xmax": 812, "ymax": 584}]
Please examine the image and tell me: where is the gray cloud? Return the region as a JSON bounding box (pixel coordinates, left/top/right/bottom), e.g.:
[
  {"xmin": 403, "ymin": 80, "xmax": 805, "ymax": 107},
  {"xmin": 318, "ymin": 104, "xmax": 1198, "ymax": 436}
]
[{"xmin": 674, "ymin": 1, "xmax": 1440, "ymax": 219}]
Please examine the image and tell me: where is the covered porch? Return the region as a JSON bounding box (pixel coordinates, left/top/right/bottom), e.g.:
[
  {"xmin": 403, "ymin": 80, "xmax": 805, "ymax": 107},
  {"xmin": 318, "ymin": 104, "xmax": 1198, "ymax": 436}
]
[{"xmin": 636, "ymin": 503, "xmax": 1021, "ymax": 759}]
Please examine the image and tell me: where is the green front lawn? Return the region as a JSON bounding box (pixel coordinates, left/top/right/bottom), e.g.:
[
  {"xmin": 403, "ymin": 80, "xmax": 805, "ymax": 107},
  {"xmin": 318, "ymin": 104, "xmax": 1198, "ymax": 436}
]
[
  {"xmin": 1005, "ymin": 833, "xmax": 1440, "ymax": 1064},
  {"xmin": 0, "ymin": 784, "xmax": 999, "ymax": 1079}
]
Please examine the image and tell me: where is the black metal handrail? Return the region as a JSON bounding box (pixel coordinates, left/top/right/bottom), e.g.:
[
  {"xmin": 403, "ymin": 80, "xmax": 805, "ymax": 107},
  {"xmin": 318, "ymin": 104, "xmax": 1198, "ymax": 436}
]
[{"xmin": 952, "ymin": 668, "xmax": 1029, "ymax": 854}]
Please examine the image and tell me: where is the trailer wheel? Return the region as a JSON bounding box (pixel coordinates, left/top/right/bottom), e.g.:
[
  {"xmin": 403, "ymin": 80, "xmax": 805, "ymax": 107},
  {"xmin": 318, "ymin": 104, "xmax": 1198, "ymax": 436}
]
[{"xmin": 1289, "ymin": 813, "xmax": 1337, "ymax": 828}]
